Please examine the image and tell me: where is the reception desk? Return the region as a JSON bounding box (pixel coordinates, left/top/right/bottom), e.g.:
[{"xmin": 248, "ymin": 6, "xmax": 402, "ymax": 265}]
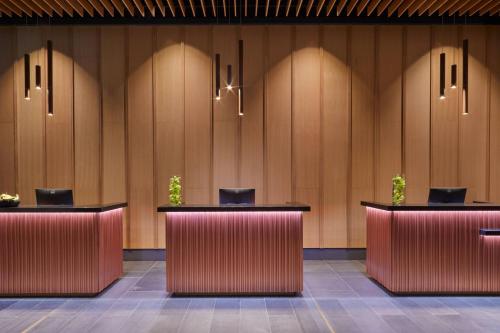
[
  {"xmin": 0, "ymin": 203, "xmax": 126, "ymax": 296},
  {"xmin": 158, "ymin": 203, "xmax": 310, "ymax": 295},
  {"xmin": 362, "ymin": 201, "xmax": 500, "ymax": 294}
]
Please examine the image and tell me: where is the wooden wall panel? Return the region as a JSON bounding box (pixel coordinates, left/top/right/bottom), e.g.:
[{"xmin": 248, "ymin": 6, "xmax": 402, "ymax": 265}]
[
  {"xmin": 265, "ymin": 26, "xmax": 292, "ymax": 204},
  {"xmin": 404, "ymin": 26, "xmax": 431, "ymax": 203},
  {"xmin": 489, "ymin": 27, "xmax": 500, "ymax": 202},
  {"xmin": 212, "ymin": 26, "xmax": 239, "ymax": 203},
  {"xmin": 127, "ymin": 26, "xmax": 155, "ymax": 248},
  {"xmin": 45, "ymin": 27, "xmax": 74, "ymax": 189},
  {"xmin": 15, "ymin": 27, "xmax": 45, "ymax": 204},
  {"xmin": 293, "ymin": 26, "xmax": 321, "ymax": 248},
  {"xmin": 350, "ymin": 26, "xmax": 375, "ymax": 248},
  {"xmin": 375, "ymin": 26, "xmax": 403, "ymax": 202},
  {"xmin": 459, "ymin": 26, "xmax": 488, "ymax": 202},
  {"xmin": 184, "ymin": 27, "xmax": 212, "ymax": 204},
  {"xmin": 240, "ymin": 26, "xmax": 265, "ymax": 204},
  {"xmin": 321, "ymin": 26, "xmax": 349, "ymax": 248},
  {"xmin": 154, "ymin": 26, "xmax": 185, "ymax": 248},
  {"xmin": 73, "ymin": 27, "xmax": 100, "ymax": 205},
  {"xmin": 431, "ymin": 26, "xmax": 459, "ymax": 188},
  {"xmin": 0, "ymin": 28, "xmax": 16, "ymax": 195}
]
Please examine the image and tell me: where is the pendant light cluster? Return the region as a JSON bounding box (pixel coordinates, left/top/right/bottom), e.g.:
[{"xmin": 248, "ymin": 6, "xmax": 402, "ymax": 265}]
[
  {"xmin": 214, "ymin": 40, "xmax": 244, "ymax": 116},
  {"xmin": 24, "ymin": 40, "xmax": 54, "ymax": 116},
  {"xmin": 438, "ymin": 39, "xmax": 469, "ymax": 115}
]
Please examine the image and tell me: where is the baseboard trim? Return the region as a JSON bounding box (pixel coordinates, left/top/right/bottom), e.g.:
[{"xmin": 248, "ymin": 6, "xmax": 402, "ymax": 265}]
[{"xmin": 123, "ymin": 248, "xmax": 366, "ymax": 261}]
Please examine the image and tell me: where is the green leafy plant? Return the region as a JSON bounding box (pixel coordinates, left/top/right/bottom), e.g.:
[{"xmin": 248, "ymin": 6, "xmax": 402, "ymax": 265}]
[
  {"xmin": 392, "ymin": 175, "xmax": 406, "ymax": 205},
  {"xmin": 169, "ymin": 176, "xmax": 182, "ymax": 206}
]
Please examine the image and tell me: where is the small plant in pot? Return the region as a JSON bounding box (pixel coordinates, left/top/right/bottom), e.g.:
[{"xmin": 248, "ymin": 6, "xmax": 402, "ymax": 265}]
[
  {"xmin": 392, "ymin": 175, "xmax": 406, "ymax": 205},
  {"xmin": 169, "ymin": 176, "xmax": 182, "ymax": 206}
]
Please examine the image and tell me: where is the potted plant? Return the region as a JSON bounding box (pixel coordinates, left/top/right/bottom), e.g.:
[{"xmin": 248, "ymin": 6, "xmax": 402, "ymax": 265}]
[
  {"xmin": 169, "ymin": 176, "xmax": 182, "ymax": 206},
  {"xmin": 392, "ymin": 175, "xmax": 406, "ymax": 205}
]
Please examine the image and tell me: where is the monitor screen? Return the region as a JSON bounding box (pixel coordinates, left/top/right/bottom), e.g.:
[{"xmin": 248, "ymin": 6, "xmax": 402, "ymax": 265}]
[
  {"xmin": 428, "ymin": 188, "xmax": 467, "ymax": 204},
  {"xmin": 219, "ymin": 188, "xmax": 255, "ymax": 205},
  {"xmin": 35, "ymin": 188, "xmax": 74, "ymax": 206}
]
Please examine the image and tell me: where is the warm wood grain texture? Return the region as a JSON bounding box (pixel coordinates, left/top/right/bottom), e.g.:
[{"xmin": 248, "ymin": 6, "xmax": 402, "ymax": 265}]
[
  {"xmin": 404, "ymin": 26, "xmax": 431, "ymax": 203},
  {"xmin": 321, "ymin": 26, "xmax": 349, "ymax": 248},
  {"xmin": 73, "ymin": 26, "xmax": 100, "ymax": 205},
  {"xmin": 265, "ymin": 26, "xmax": 292, "ymax": 204},
  {"xmin": 0, "ymin": 28, "xmax": 16, "ymax": 195},
  {"xmin": 240, "ymin": 26, "xmax": 265, "ymax": 204},
  {"xmin": 489, "ymin": 27, "xmax": 500, "ymax": 202},
  {"xmin": 127, "ymin": 26, "xmax": 155, "ymax": 248},
  {"xmin": 154, "ymin": 26, "xmax": 185, "ymax": 248},
  {"xmin": 184, "ymin": 26, "xmax": 212, "ymax": 204},
  {"xmin": 45, "ymin": 27, "xmax": 74, "ymax": 189},
  {"xmin": 375, "ymin": 26, "xmax": 403, "ymax": 202},
  {"xmin": 431, "ymin": 26, "xmax": 459, "ymax": 188},
  {"xmin": 212, "ymin": 26, "xmax": 239, "ymax": 203},
  {"xmin": 350, "ymin": 26, "xmax": 375, "ymax": 248},
  {"xmin": 15, "ymin": 27, "xmax": 45, "ymax": 204},
  {"xmin": 293, "ymin": 26, "xmax": 321, "ymax": 248},
  {"xmin": 459, "ymin": 26, "xmax": 488, "ymax": 202}
]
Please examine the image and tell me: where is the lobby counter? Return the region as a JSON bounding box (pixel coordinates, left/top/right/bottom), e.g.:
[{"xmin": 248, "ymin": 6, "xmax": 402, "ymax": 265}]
[
  {"xmin": 0, "ymin": 202, "xmax": 127, "ymax": 296},
  {"xmin": 158, "ymin": 203, "xmax": 310, "ymax": 295},
  {"xmin": 362, "ymin": 201, "xmax": 500, "ymax": 294}
]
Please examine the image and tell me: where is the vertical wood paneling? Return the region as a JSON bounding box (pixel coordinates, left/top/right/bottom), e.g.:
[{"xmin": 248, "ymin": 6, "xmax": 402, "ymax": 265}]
[
  {"xmin": 350, "ymin": 26, "xmax": 375, "ymax": 248},
  {"xmin": 212, "ymin": 26, "xmax": 239, "ymax": 202},
  {"xmin": 15, "ymin": 27, "xmax": 45, "ymax": 204},
  {"xmin": 0, "ymin": 28, "xmax": 16, "ymax": 194},
  {"xmin": 404, "ymin": 26, "xmax": 431, "ymax": 203},
  {"xmin": 489, "ymin": 27, "xmax": 500, "ymax": 202},
  {"xmin": 184, "ymin": 27, "xmax": 212, "ymax": 204},
  {"xmin": 101, "ymin": 27, "xmax": 127, "ymax": 245},
  {"xmin": 266, "ymin": 26, "xmax": 292, "ymax": 204},
  {"xmin": 375, "ymin": 26, "xmax": 403, "ymax": 202},
  {"xmin": 155, "ymin": 26, "xmax": 185, "ymax": 248},
  {"xmin": 321, "ymin": 26, "xmax": 349, "ymax": 248},
  {"xmin": 431, "ymin": 26, "xmax": 459, "ymax": 188},
  {"xmin": 45, "ymin": 27, "xmax": 74, "ymax": 189},
  {"xmin": 293, "ymin": 26, "xmax": 321, "ymax": 248},
  {"xmin": 127, "ymin": 26, "xmax": 155, "ymax": 248},
  {"xmin": 459, "ymin": 26, "xmax": 488, "ymax": 202},
  {"xmin": 240, "ymin": 26, "xmax": 265, "ymax": 204},
  {"xmin": 73, "ymin": 27, "xmax": 100, "ymax": 205}
]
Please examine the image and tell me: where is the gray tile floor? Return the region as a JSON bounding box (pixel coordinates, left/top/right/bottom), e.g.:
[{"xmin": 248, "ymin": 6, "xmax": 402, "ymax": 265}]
[{"xmin": 2, "ymin": 260, "xmax": 500, "ymax": 333}]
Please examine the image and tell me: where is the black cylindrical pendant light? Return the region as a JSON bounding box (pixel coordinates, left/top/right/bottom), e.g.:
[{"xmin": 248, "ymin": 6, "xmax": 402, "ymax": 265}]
[
  {"xmin": 439, "ymin": 52, "xmax": 445, "ymax": 100},
  {"xmin": 24, "ymin": 54, "xmax": 30, "ymax": 100},
  {"xmin": 450, "ymin": 64, "xmax": 457, "ymax": 89},
  {"xmin": 47, "ymin": 40, "xmax": 53, "ymax": 116},
  {"xmin": 238, "ymin": 40, "xmax": 243, "ymax": 116},
  {"xmin": 35, "ymin": 65, "xmax": 41, "ymax": 90},
  {"xmin": 215, "ymin": 54, "xmax": 221, "ymax": 100},
  {"xmin": 227, "ymin": 64, "xmax": 232, "ymax": 90},
  {"xmin": 462, "ymin": 39, "xmax": 468, "ymax": 115}
]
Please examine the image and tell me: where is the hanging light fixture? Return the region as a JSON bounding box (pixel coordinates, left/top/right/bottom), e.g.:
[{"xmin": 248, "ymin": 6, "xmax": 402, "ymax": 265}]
[
  {"xmin": 462, "ymin": 39, "xmax": 469, "ymax": 115},
  {"xmin": 439, "ymin": 52, "xmax": 446, "ymax": 100},
  {"xmin": 47, "ymin": 40, "xmax": 53, "ymax": 116},
  {"xmin": 238, "ymin": 39, "xmax": 243, "ymax": 116},
  {"xmin": 227, "ymin": 64, "xmax": 232, "ymax": 90},
  {"xmin": 450, "ymin": 64, "xmax": 457, "ymax": 89},
  {"xmin": 215, "ymin": 54, "xmax": 221, "ymax": 100},
  {"xmin": 24, "ymin": 54, "xmax": 30, "ymax": 100},
  {"xmin": 35, "ymin": 65, "xmax": 41, "ymax": 90}
]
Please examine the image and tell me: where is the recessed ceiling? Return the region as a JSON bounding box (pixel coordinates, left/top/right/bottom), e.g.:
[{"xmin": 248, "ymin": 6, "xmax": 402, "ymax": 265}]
[{"xmin": 0, "ymin": 0, "xmax": 498, "ymax": 23}]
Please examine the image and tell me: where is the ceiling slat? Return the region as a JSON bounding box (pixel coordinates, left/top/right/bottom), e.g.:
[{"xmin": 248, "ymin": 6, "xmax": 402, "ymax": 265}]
[
  {"xmin": 366, "ymin": 0, "xmax": 382, "ymax": 15},
  {"xmin": 448, "ymin": 0, "xmax": 473, "ymax": 15},
  {"xmin": 76, "ymin": 0, "xmax": 96, "ymax": 16},
  {"xmin": 316, "ymin": 0, "xmax": 326, "ymax": 15},
  {"xmin": 53, "ymin": 0, "xmax": 76, "ymax": 16},
  {"xmin": 479, "ymin": 1, "xmax": 499, "ymax": 15},
  {"xmin": 436, "ymin": 0, "xmax": 458, "ymax": 15},
  {"xmin": 2, "ymin": 1, "xmax": 23, "ymax": 16},
  {"xmin": 121, "ymin": 0, "xmax": 136, "ymax": 15},
  {"xmin": 0, "ymin": 3, "xmax": 13, "ymax": 17},
  {"xmin": 490, "ymin": 4, "xmax": 500, "ymax": 15},
  {"xmin": 296, "ymin": 0, "xmax": 304, "ymax": 15},
  {"xmin": 407, "ymin": 0, "xmax": 428, "ymax": 16},
  {"xmin": 6, "ymin": 0, "xmax": 33, "ymax": 17},
  {"xmin": 265, "ymin": 0, "xmax": 270, "ymax": 15},
  {"xmin": 387, "ymin": 0, "xmax": 404, "ymax": 16},
  {"xmin": 336, "ymin": 0, "xmax": 348, "ymax": 15},
  {"xmin": 143, "ymin": 0, "xmax": 156, "ymax": 16},
  {"xmin": 376, "ymin": 0, "xmax": 392, "ymax": 16},
  {"xmin": 100, "ymin": 0, "xmax": 116, "ymax": 16},
  {"xmin": 285, "ymin": 0, "xmax": 292, "ymax": 16},
  {"xmin": 356, "ymin": 0, "xmax": 370, "ymax": 15},
  {"xmin": 325, "ymin": 0, "xmax": 336, "ymax": 15},
  {"xmin": 469, "ymin": 0, "xmax": 494, "ymax": 16},
  {"xmin": 178, "ymin": 0, "xmax": 187, "ymax": 16},
  {"xmin": 416, "ymin": 0, "xmax": 438, "ymax": 15},
  {"xmin": 166, "ymin": 0, "xmax": 176, "ymax": 16},
  {"xmin": 459, "ymin": 0, "xmax": 486, "ymax": 16},
  {"xmin": 131, "ymin": 0, "xmax": 145, "ymax": 16},
  {"xmin": 222, "ymin": 0, "xmax": 226, "ymax": 16},
  {"xmin": 188, "ymin": 0, "xmax": 196, "ymax": 16},
  {"xmin": 31, "ymin": 0, "xmax": 55, "ymax": 16},
  {"xmin": 276, "ymin": 0, "xmax": 282, "ymax": 16},
  {"xmin": 346, "ymin": 0, "xmax": 359, "ymax": 15},
  {"xmin": 397, "ymin": 0, "xmax": 417, "ymax": 16},
  {"xmin": 41, "ymin": 0, "xmax": 65, "ymax": 16},
  {"xmin": 211, "ymin": 0, "xmax": 216, "ymax": 16},
  {"xmin": 199, "ymin": 0, "xmax": 206, "ymax": 16},
  {"xmin": 19, "ymin": 0, "xmax": 44, "ymax": 16},
  {"xmin": 306, "ymin": 0, "xmax": 315, "ymax": 16},
  {"xmin": 255, "ymin": 0, "xmax": 259, "ymax": 15},
  {"xmin": 245, "ymin": 0, "xmax": 247, "ymax": 16},
  {"xmin": 88, "ymin": 0, "xmax": 106, "ymax": 16},
  {"xmin": 234, "ymin": 0, "xmax": 237, "ymax": 16}
]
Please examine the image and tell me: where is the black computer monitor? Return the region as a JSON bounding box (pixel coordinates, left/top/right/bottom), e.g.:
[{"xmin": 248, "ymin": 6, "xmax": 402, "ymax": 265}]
[
  {"xmin": 219, "ymin": 188, "xmax": 255, "ymax": 205},
  {"xmin": 428, "ymin": 188, "xmax": 467, "ymax": 204},
  {"xmin": 35, "ymin": 188, "xmax": 74, "ymax": 206}
]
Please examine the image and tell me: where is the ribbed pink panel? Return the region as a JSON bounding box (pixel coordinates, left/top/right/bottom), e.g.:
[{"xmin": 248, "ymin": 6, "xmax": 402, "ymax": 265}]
[
  {"xmin": 0, "ymin": 209, "xmax": 123, "ymax": 296},
  {"xmin": 166, "ymin": 211, "xmax": 303, "ymax": 294},
  {"xmin": 366, "ymin": 208, "xmax": 500, "ymax": 294},
  {"xmin": 98, "ymin": 209, "xmax": 124, "ymax": 290},
  {"xmin": 366, "ymin": 208, "xmax": 393, "ymax": 290}
]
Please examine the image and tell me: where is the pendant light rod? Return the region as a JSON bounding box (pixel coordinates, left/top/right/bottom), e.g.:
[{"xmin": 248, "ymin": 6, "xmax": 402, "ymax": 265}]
[
  {"xmin": 439, "ymin": 52, "xmax": 445, "ymax": 100},
  {"xmin": 227, "ymin": 64, "xmax": 232, "ymax": 90},
  {"xmin": 35, "ymin": 65, "xmax": 41, "ymax": 90},
  {"xmin": 47, "ymin": 40, "xmax": 53, "ymax": 116},
  {"xmin": 462, "ymin": 39, "xmax": 469, "ymax": 115},
  {"xmin": 451, "ymin": 64, "xmax": 457, "ymax": 89},
  {"xmin": 238, "ymin": 39, "xmax": 243, "ymax": 116},
  {"xmin": 24, "ymin": 54, "xmax": 30, "ymax": 100},
  {"xmin": 215, "ymin": 53, "xmax": 221, "ymax": 100}
]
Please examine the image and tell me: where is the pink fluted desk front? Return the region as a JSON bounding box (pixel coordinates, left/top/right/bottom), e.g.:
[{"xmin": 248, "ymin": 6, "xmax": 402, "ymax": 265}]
[
  {"xmin": 0, "ymin": 203, "xmax": 126, "ymax": 296},
  {"xmin": 362, "ymin": 201, "xmax": 500, "ymax": 294},
  {"xmin": 158, "ymin": 204, "xmax": 310, "ymax": 295}
]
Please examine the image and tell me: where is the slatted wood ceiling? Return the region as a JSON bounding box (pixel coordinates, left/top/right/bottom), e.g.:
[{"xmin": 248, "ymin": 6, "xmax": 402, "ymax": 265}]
[{"xmin": 0, "ymin": 0, "xmax": 498, "ymax": 18}]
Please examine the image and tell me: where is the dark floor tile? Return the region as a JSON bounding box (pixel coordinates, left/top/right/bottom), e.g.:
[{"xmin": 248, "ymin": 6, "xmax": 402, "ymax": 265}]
[
  {"xmin": 98, "ymin": 277, "xmax": 141, "ymax": 299},
  {"xmin": 266, "ymin": 298, "xmax": 295, "ymax": 317},
  {"xmin": 291, "ymin": 298, "xmax": 331, "ymax": 333},
  {"xmin": 240, "ymin": 299, "xmax": 271, "ymax": 333},
  {"xmin": 339, "ymin": 298, "xmax": 396, "ymax": 333},
  {"xmin": 178, "ymin": 298, "xmax": 216, "ymax": 333},
  {"xmin": 304, "ymin": 272, "xmax": 353, "ymax": 291},
  {"xmin": 341, "ymin": 277, "xmax": 390, "ymax": 297},
  {"xmin": 382, "ymin": 314, "xmax": 424, "ymax": 333},
  {"xmin": 209, "ymin": 299, "xmax": 240, "ymax": 333},
  {"xmin": 133, "ymin": 266, "xmax": 165, "ymax": 291}
]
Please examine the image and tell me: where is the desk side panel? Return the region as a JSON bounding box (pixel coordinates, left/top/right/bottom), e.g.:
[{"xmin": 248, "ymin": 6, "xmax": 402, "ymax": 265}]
[
  {"xmin": 366, "ymin": 207, "xmax": 393, "ymax": 290},
  {"xmin": 98, "ymin": 208, "xmax": 124, "ymax": 290}
]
